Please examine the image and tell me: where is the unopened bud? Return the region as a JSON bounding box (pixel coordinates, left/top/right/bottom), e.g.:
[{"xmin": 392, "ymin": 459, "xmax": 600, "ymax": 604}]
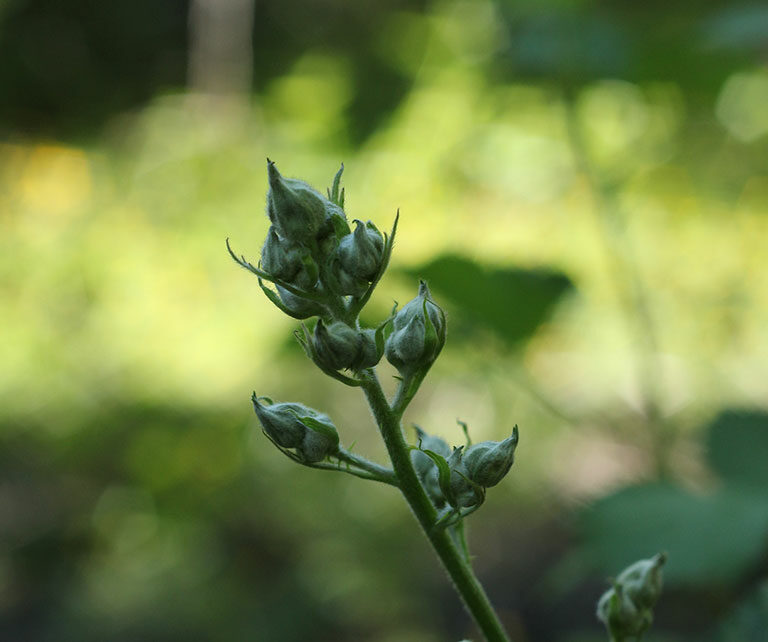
[
  {"xmin": 276, "ymin": 286, "xmax": 324, "ymax": 319},
  {"xmin": 597, "ymin": 584, "xmax": 648, "ymax": 639},
  {"xmin": 261, "ymin": 226, "xmax": 300, "ymax": 280},
  {"xmin": 330, "ymin": 261, "xmax": 369, "ymax": 296},
  {"xmin": 616, "ymin": 553, "xmax": 666, "ymax": 611},
  {"xmin": 261, "ymin": 227, "xmax": 317, "ymax": 289},
  {"xmin": 337, "ymin": 220, "xmax": 384, "ymax": 281},
  {"xmin": 446, "ymin": 447, "xmax": 483, "ymax": 509},
  {"xmin": 267, "ymin": 160, "xmax": 329, "ymax": 243},
  {"xmin": 296, "ymin": 413, "xmax": 340, "ymax": 463},
  {"xmin": 385, "ymin": 315, "xmax": 425, "ymax": 368},
  {"xmin": 385, "ymin": 281, "xmax": 445, "ymax": 373},
  {"xmin": 462, "ymin": 426, "xmax": 519, "ymax": 488},
  {"xmin": 252, "ymin": 395, "xmax": 339, "ymax": 463},
  {"xmin": 313, "ymin": 320, "xmax": 362, "ymax": 370},
  {"xmin": 596, "ymin": 554, "xmax": 666, "ymax": 640},
  {"xmin": 252, "ymin": 397, "xmax": 309, "ymax": 448},
  {"xmin": 355, "ymin": 329, "xmax": 380, "ymax": 370},
  {"xmin": 411, "ymin": 427, "xmax": 451, "ymax": 507}
]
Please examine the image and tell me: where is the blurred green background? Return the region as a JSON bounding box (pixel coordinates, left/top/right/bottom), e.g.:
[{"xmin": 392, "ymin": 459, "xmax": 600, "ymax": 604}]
[{"xmin": 1, "ymin": 0, "xmax": 767, "ymax": 640}]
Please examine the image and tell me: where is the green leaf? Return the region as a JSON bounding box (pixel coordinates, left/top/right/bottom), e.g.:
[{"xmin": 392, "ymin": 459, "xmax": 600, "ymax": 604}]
[
  {"xmin": 421, "ymin": 448, "xmax": 453, "ymax": 502},
  {"xmin": 400, "ymin": 254, "xmax": 573, "ymax": 349},
  {"xmin": 581, "ymin": 483, "xmax": 768, "ymax": 586},
  {"xmin": 329, "ymin": 163, "xmax": 344, "ymax": 205},
  {"xmin": 705, "ymin": 409, "xmax": 768, "ymax": 489},
  {"xmin": 329, "ymin": 211, "xmax": 351, "ymax": 239}
]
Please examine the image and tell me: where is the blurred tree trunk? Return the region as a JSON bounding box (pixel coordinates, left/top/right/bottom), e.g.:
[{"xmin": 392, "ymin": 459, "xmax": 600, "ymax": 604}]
[{"xmin": 187, "ymin": 0, "xmax": 254, "ymax": 128}]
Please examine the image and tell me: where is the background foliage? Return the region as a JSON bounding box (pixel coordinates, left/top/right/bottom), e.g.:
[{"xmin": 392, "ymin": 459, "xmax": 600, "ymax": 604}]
[{"xmin": 1, "ymin": 0, "xmax": 767, "ymax": 640}]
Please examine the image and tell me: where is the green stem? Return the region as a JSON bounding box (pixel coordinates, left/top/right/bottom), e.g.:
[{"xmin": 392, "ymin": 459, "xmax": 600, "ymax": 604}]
[
  {"xmin": 335, "ymin": 447, "xmax": 399, "ymax": 486},
  {"xmin": 360, "ymin": 371, "xmax": 511, "ymax": 642}
]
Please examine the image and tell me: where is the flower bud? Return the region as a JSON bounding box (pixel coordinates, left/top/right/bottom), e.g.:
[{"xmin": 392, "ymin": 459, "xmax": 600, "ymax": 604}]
[
  {"xmin": 616, "ymin": 553, "xmax": 666, "ymax": 610},
  {"xmin": 313, "ymin": 320, "xmax": 362, "ymax": 370},
  {"xmin": 596, "ymin": 554, "xmax": 666, "ymax": 640},
  {"xmin": 267, "ymin": 160, "xmax": 329, "ymax": 243},
  {"xmin": 411, "ymin": 427, "xmax": 451, "ymax": 507},
  {"xmin": 261, "ymin": 227, "xmax": 318, "ymax": 289},
  {"xmin": 355, "ymin": 329, "xmax": 380, "ymax": 370},
  {"xmin": 462, "ymin": 426, "xmax": 519, "ymax": 488},
  {"xmin": 446, "ymin": 447, "xmax": 483, "ymax": 509},
  {"xmin": 385, "ymin": 281, "xmax": 445, "ymax": 373},
  {"xmin": 393, "ymin": 280, "xmax": 444, "ymax": 335},
  {"xmin": 337, "ymin": 220, "xmax": 384, "ymax": 281},
  {"xmin": 597, "ymin": 584, "xmax": 649, "ymax": 639},
  {"xmin": 261, "ymin": 226, "xmax": 301, "ymax": 280},
  {"xmin": 252, "ymin": 397, "xmax": 309, "ymax": 448},
  {"xmin": 252, "ymin": 395, "xmax": 339, "ymax": 463},
  {"xmin": 296, "ymin": 413, "xmax": 340, "ymax": 463},
  {"xmin": 385, "ymin": 315, "xmax": 425, "ymax": 368},
  {"xmin": 276, "ymin": 286, "xmax": 324, "ymax": 319},
  {"xmin": 332, "ymin": 263, "xmax": 369, "ymax": 296}
]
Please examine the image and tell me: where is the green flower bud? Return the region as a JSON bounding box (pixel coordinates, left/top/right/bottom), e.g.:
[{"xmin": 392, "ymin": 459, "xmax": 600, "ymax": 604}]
[
  {"xmin": 296, "ymin": 413, "xmax": 340, "ymax": 463},
  {"xmin": 411, "ymin": 427, "xmax": 451, "ymax": 507},
  {"xmin": 337, "ymin": 220, "xmax": 384, "ymax": 281},
  {"xmin": 597, "ymin": 584, "xmax": 649, "ymax": 640},
  {"xmin": 385, "ymin": 281, "xmax": 445, "ymax": 373},
  {"xmin": 252, "ymin": 395, "xmax": 339, "ymax": 463},
  {"xmin": 446, "ymin": 447, "xmax": 483, "ymax": 509},
  {"xmin": 261, "ymin": 227, "xmax": 318, "ymax": 289},
  {"xmin": 332, "ymin": 263, "xmax": 370, "ymax": 296},
  {"xmin": 252, "ymin": 397, "xmax": 309, "ymax": 448},
  {"xmin": 276, "ymin": 286, "xmax": 324, "ymax": 319},
  {"xmin": 313, "ymin": 320, "xmax": 362, "ymax": 370},
  {"xmin": 616, "ymin": 553, "xmax": 666, "ymax": 611},
  {"xmin": 355, "ymin": 329, "xmax": 380, "ymax": 369},
  {"xmin": 385, "ymin": 315, "xmax": 425, "ymax": 368},
  {"xmin": 261, "ymin": 226, "xmax": 301, "ymax": 280},
  {"xmin": 312, "ymin": 323, "xmax": 381, "ymax": 371},
  {"xmin": 596, "ymin": 554, "xmax": 666, "ymax": 641},
  {"xmin": 462, "ymin": 426, "xmax": 519, "ymax": 488},
  {"xmin": 267, "ymin": 160, "xmax": 329, "ymax": 243},
  {"xmin": 393, "ymin": 280, "xmax": 444, "ymax": 335}
]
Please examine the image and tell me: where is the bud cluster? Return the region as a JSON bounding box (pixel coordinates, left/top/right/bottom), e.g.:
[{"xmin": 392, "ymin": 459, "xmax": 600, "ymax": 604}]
[
  {"xmin": 257, "ymin": 160, "xmax": 387, "ymax": 319},
  {"xmin": 411, "ymin": 425, "xmax": 519, "ymax": 512},
  {"xmin": 596, "ymin": 553, "xmax": 666, "ymax": 641}
]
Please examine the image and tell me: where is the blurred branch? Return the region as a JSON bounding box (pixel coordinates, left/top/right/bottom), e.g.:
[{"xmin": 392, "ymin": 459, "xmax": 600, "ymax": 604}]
[{"xmin": 562, "ymin": 90, "xmax": 673, "ymax": 478}]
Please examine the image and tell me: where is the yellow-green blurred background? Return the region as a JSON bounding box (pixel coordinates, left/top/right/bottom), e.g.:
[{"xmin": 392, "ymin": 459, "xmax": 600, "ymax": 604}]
[{"xmin": 2, "ymin": 0, "xmax": 768, "ymax": 640}]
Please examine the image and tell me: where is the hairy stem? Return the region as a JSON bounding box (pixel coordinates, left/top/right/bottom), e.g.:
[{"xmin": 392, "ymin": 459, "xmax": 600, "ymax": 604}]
[
  {"xmin": 360, "ymin": 370, "xmax": 511, "ymax": 642},
  {"xmin": 334, "ymin": 446, "xmax": 399, "ymax": 486}
]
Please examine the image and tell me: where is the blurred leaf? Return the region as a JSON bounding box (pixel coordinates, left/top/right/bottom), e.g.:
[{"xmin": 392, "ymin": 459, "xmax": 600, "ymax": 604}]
[
  {"xmin": 715, "ymin": 580, "xmax": 768, "ymax": 642},
  {"xmin": 581, "ymin": 483, "xmax": 768, "ymax": 587},
  {"xmin": 705, "ymin": 409, "xmax": 768, "ymax": 489},
  {"xmin": 401, "ymin": 254, "xmax": 573, "ymax": 349}
]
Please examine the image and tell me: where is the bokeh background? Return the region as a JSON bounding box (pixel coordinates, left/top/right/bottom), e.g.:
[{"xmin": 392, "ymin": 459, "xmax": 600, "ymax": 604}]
[{"xmin": 2, "ymin": 0, "xmax": 768, "ymax": 640}]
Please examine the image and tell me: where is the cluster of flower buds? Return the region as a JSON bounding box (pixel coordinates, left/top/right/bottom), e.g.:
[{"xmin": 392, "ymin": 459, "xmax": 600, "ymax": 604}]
[
  {"xmin": 227, "ymin": 161, "xmax": 402, "ymax": 464},
  {"xmin": 255, "ymin": 160, "xmax": 388, "ymax": 319},
  {"xmin": 252, "ymin": 395, "xmax": 339, "ymax": 463},
  {"xmin": 411, "ymin": 425, "xmax": 519, "ymax": 512},
  {"xmin": 385, "ymin": 281, "xmax": 446, "ymax": 377},
  {"xmin": 596, "ymin": 553, "xmax": 667, "ymax": 640}
]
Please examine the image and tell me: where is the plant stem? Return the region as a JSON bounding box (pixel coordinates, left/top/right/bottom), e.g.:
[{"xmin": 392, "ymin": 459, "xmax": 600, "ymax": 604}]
[
  {"xmin": 360, "ymin": 371, "xmax": 511, "ymax": 642},
  {"xmin": 335, "ymin": 446, "xmax": 399, "ymax": 486}
]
